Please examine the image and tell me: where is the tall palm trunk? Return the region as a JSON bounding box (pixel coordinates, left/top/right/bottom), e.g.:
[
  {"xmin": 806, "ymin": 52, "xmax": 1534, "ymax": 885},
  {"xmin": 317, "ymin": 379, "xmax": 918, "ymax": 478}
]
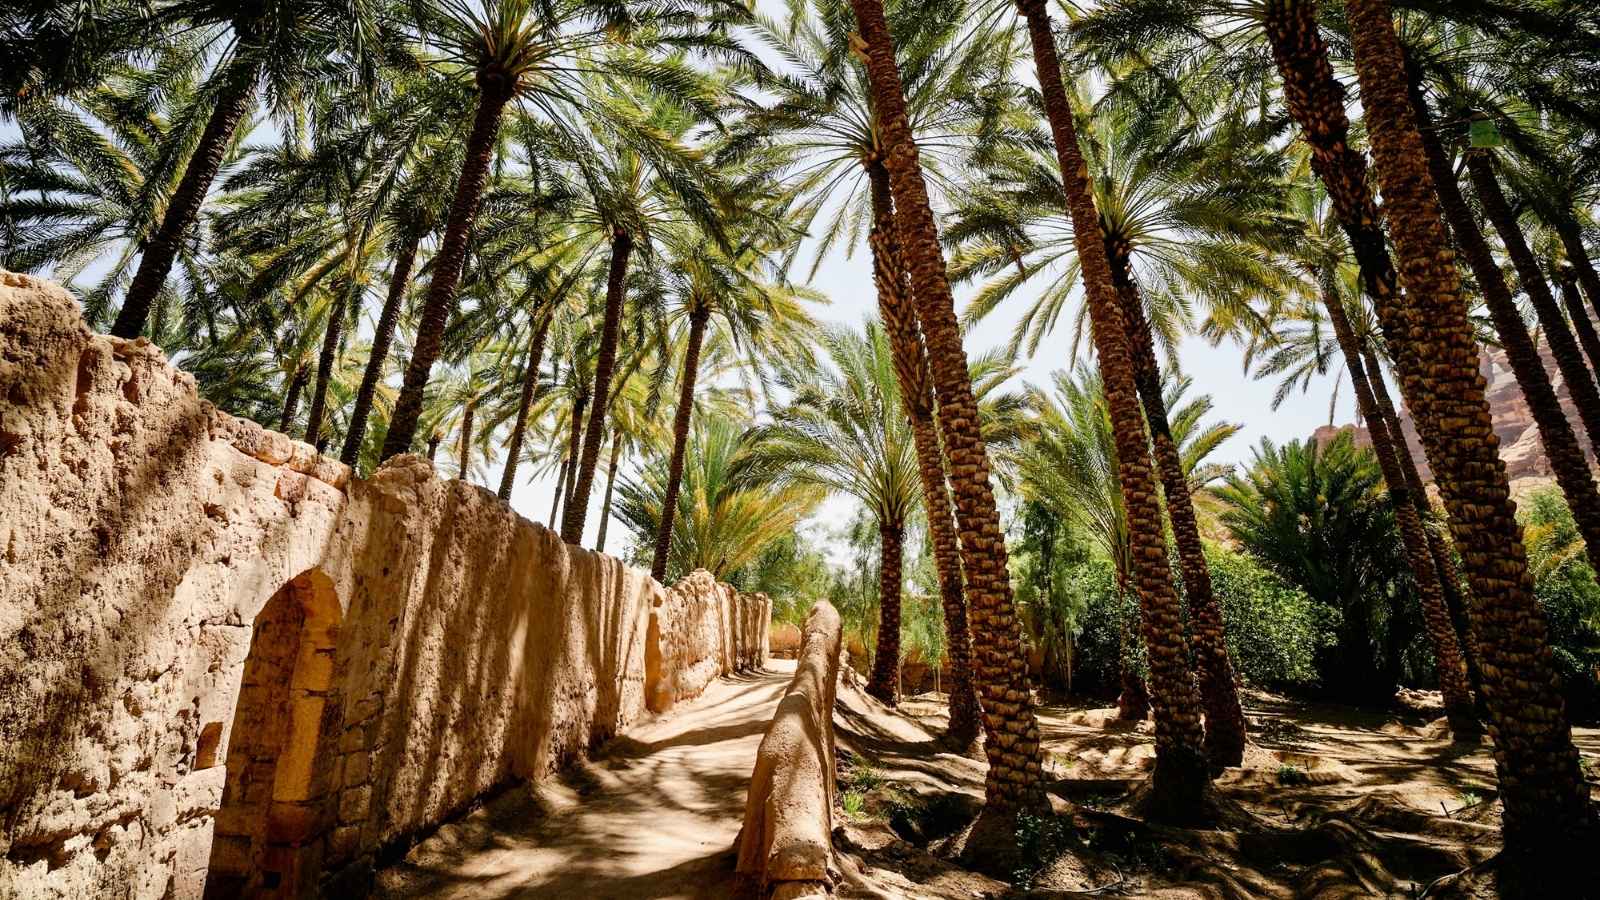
[
  {"xmin": 564, "ymin": 389, "xmax": 589, "ymax": 513},
  {"xmin": 1360, "ymin": 346, "xmax": 1478, "ymax": 688},
  {"xmin": 380, "ymin": 74, "xmax": 514, "ymax": 460},
  {"xmin": 499, "ymin": 313, "xmax": 554, "ymax": 500},
  {"xmin": 1467, "ymin": 151, "xmax": 1600, "ymax": 449},
  {"xmin": 112, "ymin": 57, "xmax": 261, "ymax": 339},
  {"xmin": 1408, "ymin": 99, "xmax": 1600, "ymax": 575},
  {"xmin": 1552, "ymin": 216, "xmax": 1600, "ymax": 322},
  {"xmin": 563, "ymin": 230, "xmax": 633, "ymax": 542},
  {"xmin": 596, "ymin": 436, "xmax": 623, "ymax": 553},
  {"xmin": 278, "ymin": 364, "xmax": 309, "ymax": 434},
  {"xmin": 650, "ymin": 304, "xmax": 711, "ymax": 581},
  {"xmin": 303, "ymin": 289, "xmax": 347, "ymax": 449},
  {"xmin": 1343, "ymin": 0, "xmax": 1590, "ymax": 868},
  {"xmin": 425, "ymin": 432, "xmax": 441, "ymax": 463},
  {"xmin": 1556, "ymin": 268, "xmax": 1600, "ymax": 377},
  {"xmin": 1106, "ymin": 239, "xmax": 1247, "ymax": 767},
  {"xmin": 867, "ymin": 520, "xmax": 905, "ymax": 705},
  {"xmin": 549, "ymin": 456, "xmax": 569, "ymax": 528},
  {"xmin": 456, "ymin": 398, "xmax": 475, "ymax": 482},
  {"xmin": 1015, "ymin": 0, "xmax": 1208, "ymax": 812},
  {"xmin": 866, "ymin": 159, "xmax": 980, "ymax": 745},
  {"xmin": 1321, "ymin": 286, "xmax": 1477, "ymax": 733},
  {"xmin": 849, "ymin": 0, "xmax": 1045, "ymax": 814},
  {"xmin": 343, "ymin": 232, "xmax": 421, "ymax": 466}
]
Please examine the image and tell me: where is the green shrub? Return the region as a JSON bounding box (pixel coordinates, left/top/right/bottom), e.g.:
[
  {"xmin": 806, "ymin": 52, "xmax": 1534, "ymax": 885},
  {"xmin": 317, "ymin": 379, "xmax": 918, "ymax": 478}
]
[{"xmin": 1208, "ymin": 546, "xmax": 1326, "ymax": 690}]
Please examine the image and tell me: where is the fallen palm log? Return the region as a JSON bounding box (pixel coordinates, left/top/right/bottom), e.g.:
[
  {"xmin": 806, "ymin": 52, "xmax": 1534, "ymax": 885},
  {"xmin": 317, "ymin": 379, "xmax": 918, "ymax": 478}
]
[{"xmin": 735, "ymin": 602, "xmax": 843, "ymax": 897}]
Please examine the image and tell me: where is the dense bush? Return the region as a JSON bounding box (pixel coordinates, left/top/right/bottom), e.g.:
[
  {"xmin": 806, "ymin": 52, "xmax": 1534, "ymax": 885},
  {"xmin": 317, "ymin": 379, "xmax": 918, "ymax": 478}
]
[
  {"xmin": 1207, "ymin": 547, "xmax": 1325, "ymax": 690},
  {"xmin": 1520, "ymin": 488, "xmax": 1600, "ymax": 722},
  {"xmin": 1216, "ymin": 434, "xmax": 1421, "ymax": 703}
]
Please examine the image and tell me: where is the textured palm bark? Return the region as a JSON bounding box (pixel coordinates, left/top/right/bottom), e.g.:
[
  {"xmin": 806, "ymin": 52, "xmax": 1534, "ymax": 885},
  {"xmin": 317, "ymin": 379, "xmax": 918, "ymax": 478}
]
[
  {"xmin": 303, "ymin": 292, "xmax": 346, "ymax": 449},
  {"xmin": 1468, "ymin": 152, "xmax": 1600, "ymax": 451},
  {"xmin": 1362, "ymin": 348, "xmax": 1483, "ymax": 699},
  {"xmin": 866, "ymin": 160, "xmax": 981, "ymax": 746},
  {"xmin": 650, "ymin": 304, "xmax": 710, "ymax": 581},
  {"xmin": 455, "ymin": 399, "xmax": 475, "ymax": 481},
  {"xmin": 344, "ymin": 232, "xmax": 420, "ymax": 466},
  {"xmin": 596, "ymin": 436, "xmax": 622, "ymax": 553},
  {"xmin": 1322, "ymin": 289, "xmax": 1477, "ymax": 733},
  {"xmin": 867, "ymin": 522, "xmax": 905, "ymax": 705},
  {"xmin": 1553, "ymin": 216, "xmax": 1600, "ymax": 323},
  {"xmin": 563, "ymin": 230, "xmax": 633, "ymax": 542},
  {"xmin": 278, "ymin": 364, "xmax": 309, "ymax": 434},
  {"xmin": 849, "ymin": 0, "xmax": 1045, "ymax": 812},
  {"xmin": 112, "ymin": 57, "xmax": 261, "ymax": 339},
  {"xmin": 498, "ymin": 314, "xmax": 554, "ymax": 500},
  {"xmin": 1342, "ymin": 0, "xmax": 1591, "ymax": 865},
  {"xmin": 1016, "ymin": 0, "xmax": 1208, "ymax": 810},
  {"xmin": 425, "ymin": 433, "xmax": 441, "ymax": 464},
  {"xmin": 564, "ymin": 389, "xmax": 589, "ymax": 514},
  {"xmin": 1107, "ymin": 240, "xmax": 1246, "ymax": 767},
  {"xmin": 1556, "ymin": 268, "xmax": 1600, "ymax": 379},
  {"xmin": 1411, "ymin": 109, "xmax": 1600, "ymax": 575},
  {"xmin": 548, "ymin": 456, "xmax": 568, "ymax": 528},
  {"xmin": 381, "ymin": 75, "xmax": 514, "ymax": 459}
]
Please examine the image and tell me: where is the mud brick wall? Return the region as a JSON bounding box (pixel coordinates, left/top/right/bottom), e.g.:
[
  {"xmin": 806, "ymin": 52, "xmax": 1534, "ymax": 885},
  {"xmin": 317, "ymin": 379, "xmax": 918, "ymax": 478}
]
[{"xmin": 0, "ymin": 272, "xmax": 771, "ymax": 899}]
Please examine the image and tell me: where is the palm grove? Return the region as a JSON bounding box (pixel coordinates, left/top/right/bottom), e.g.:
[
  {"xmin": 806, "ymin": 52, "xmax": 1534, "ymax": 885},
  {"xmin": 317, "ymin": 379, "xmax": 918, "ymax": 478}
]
[{"xmin": 5, "ymin": 0, "xmax": 1600, "ymax": 883}]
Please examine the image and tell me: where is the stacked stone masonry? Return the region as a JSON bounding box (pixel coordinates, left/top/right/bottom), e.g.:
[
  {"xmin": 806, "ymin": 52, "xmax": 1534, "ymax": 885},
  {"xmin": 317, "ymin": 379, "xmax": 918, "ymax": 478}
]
[{"xmin": 0, "ymin": 273, "xmax": 771, "ymax": 898}]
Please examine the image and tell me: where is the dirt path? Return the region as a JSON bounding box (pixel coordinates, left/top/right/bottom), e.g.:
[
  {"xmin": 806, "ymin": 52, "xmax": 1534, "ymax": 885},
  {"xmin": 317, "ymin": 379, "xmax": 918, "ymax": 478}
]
[{"xmin": 375, "ymin": 662, "xmax": 795, "ymax": 899}]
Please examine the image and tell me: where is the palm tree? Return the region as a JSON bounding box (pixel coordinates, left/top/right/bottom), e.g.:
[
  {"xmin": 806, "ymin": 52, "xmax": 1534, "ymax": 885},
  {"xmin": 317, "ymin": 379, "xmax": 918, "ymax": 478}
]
[
  {"xmin": 1394, "ymin": 83, "xmax": 1600, "ymax": 579},
  {"xmin": 108, "ymin": 0, "xmax": 380, "ymax": 339},
  {"xmin": 1019, "ymin": 367, "xmax": 1238, "ymax": 727},
  {"xmin": 950, "ymin": 97, "xmax": 1282, "ymax": 768},
  {"xmin": 616, "ymin": 417, "xmax": 823, "ymax": 582},
  {"xmin": 1, "ymin": 44, "xmax": 219, "ymax": 330},
  {"xmin": 995, "ymin": 0, "xmax": 1212, "ymax": 812},
  {"xmin": 733, "ymin": 0, "xmax": 1019, "ymax": 746},
  {"xmin": 647, "ymin": 220, "xmax": 817, "ymax": 581},
  {"xmin": 744, "ymin": 324, "xmax": 922, "ymax": 704},
  {"xmin": 847, "ymin": 0, "xmax": 1047, "ymax": 819},
  {"xmin": 1341, "ymin": 0, "xmax": 1590, "ymax": 874},
  {"xmin": 1259, "ymin": 185, "xmax": 1479, "ymax": 732},
  {"xmin": 381, "ymin": 0, "xmax": 749, "ymax": 465}
]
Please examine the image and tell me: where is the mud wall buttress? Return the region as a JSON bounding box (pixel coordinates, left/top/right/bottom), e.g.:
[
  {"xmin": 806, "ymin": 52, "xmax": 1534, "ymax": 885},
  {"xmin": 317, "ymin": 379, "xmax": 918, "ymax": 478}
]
[{"xmin": 0, "ymin": 273, "xmax": 771, "ymax": 899}]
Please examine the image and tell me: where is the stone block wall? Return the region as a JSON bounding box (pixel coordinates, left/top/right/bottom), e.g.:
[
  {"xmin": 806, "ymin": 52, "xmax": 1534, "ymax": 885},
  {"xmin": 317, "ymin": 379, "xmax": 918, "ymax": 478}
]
[{"xmin": 0, "ymin": 273, "xmax": 770, "ymax": 899}]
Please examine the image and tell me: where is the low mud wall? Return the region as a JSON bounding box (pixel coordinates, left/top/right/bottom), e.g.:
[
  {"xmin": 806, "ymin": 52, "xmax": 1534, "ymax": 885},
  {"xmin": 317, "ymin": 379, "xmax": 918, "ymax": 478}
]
[
  {"xmin": 735, "ymin": 602, "xmax": 842, "ymax": 897},
  {"xmin": 0, "ymin": 273, "xmax": 769, "ymax": 899}
]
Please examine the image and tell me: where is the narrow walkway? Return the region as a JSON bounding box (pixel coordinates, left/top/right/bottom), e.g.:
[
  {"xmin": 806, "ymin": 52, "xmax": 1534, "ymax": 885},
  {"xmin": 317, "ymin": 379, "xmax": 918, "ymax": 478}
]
[{"xmin": 375, "ymin": 662, "xmax": 795, "ymax": 899}]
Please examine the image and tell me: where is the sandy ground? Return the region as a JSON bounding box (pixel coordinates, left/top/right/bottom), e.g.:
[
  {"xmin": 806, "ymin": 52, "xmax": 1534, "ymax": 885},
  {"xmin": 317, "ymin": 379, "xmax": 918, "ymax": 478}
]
[
  {"xmin": 373, "ymin": 661, "xmax": 1600, "ymax": 899},
  {"xmin": 375, "ymin": 664, "xmax": 796, "ymax": 899}
]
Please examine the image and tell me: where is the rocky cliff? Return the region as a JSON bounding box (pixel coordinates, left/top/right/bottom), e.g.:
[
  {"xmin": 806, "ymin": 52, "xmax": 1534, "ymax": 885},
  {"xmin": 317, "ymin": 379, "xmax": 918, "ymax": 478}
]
[{"xmin": 1312, "ymin": 331, "xmax": 1596, "ymax": 490}]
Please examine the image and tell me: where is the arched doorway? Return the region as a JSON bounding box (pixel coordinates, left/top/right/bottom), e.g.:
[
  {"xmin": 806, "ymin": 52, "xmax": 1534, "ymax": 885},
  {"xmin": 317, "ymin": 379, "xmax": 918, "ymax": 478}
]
[{"xmin": 205, "ymin": 569, "xmax": 342, "ymax": 897}]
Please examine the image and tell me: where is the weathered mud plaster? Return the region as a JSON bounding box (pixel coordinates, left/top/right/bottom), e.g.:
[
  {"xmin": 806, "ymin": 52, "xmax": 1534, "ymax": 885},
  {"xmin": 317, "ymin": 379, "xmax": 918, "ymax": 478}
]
[
  {"xmin": 0, "ymin": 273, "xmax": 770, "ymax": 898},
  {"xmin": 736, "ymin": 602, "xmax": 842, "ymax": 897}
]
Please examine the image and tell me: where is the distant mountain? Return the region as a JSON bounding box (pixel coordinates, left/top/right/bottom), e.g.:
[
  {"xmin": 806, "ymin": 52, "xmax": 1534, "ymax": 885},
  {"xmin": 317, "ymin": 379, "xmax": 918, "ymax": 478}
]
[{"xmin": 1312, "ymin": 333, "xmax": 1597, "ymax": 492}]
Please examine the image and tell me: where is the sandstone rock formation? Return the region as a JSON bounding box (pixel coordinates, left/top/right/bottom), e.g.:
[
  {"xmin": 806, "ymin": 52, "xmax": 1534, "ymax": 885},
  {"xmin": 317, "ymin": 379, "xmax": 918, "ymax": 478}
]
[
  {"xmin": 1313, "ymin": 331, "xmax": 1597, "ymax": 488},
  {"xmin": 0, "ymin": 273, "xmax": 770, "ymax": 898},
  {"xmin": 736, "ymin": 602, "xmax": 843, "ymax": 898}
]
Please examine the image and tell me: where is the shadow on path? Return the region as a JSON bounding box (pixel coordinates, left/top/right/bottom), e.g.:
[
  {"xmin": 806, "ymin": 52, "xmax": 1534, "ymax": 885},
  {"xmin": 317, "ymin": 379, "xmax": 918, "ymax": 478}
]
[{"xmin": 375, "ymin": 663, "xmax": 794, "ymax": 899}]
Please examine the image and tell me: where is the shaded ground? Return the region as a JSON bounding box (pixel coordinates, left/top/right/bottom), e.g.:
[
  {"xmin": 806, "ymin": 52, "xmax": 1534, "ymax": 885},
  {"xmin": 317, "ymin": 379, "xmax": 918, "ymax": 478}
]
[
  {"xmin": 375, "ymin": 664, "xmax": 795, "ymax": 899},
  {"xmin": 373, "ymin": 661, "xmax": 1600, "ymax": 899},
  {"xmin": 847, "ymin": 686, "xmax": 1600, "ymax": 898}
]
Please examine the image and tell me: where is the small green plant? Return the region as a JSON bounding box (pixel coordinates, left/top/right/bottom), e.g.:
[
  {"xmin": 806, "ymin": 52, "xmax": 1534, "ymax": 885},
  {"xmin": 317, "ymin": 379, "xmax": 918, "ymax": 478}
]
[
  {"xmin": 841, "ymin": 790, "xmax": 867, "ymax": 819},
  {"xmin": 841, "ymin": 757, "xmax": 884, "ymax": 794},
  {"xmin": 1277, "ymin": 763, "xmax": 1309, "ymax": 786},
  {"xmin": 1012, "ymin": 812, "xmax": 1072, "ymax": 888},
  {"xmin": 1457, "ymin": 790, "xmax": 1483, "ymax": 810}
]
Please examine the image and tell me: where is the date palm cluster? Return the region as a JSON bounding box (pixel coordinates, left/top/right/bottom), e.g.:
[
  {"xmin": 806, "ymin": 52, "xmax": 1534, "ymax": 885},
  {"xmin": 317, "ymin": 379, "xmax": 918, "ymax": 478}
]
[{"xmin": 4, "ymin": 0, "xmax": 1600, "ymax": 882}]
